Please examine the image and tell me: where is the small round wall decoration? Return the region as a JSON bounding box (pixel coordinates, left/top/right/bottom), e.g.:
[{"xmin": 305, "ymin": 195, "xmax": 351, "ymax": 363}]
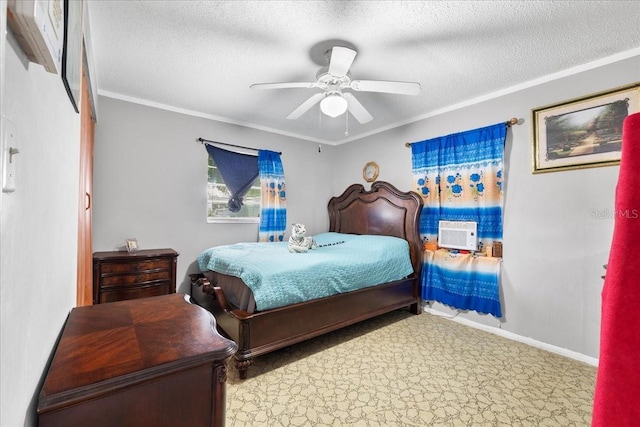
[{"xmin": 363, "ymin": 161, "xmax": 379, "ymax": 182}]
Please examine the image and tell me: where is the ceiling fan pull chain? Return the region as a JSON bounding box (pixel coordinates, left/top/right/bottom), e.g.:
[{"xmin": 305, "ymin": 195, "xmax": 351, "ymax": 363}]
[{"xmin": 345, "ymin": 110, "xmax": 350, "ymax": 136}]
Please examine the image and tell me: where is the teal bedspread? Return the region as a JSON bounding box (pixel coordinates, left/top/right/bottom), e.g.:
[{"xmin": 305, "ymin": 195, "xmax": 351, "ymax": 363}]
[{"xmin": 197, "ymin": 232, "xmax": 414, "ymax": 311}]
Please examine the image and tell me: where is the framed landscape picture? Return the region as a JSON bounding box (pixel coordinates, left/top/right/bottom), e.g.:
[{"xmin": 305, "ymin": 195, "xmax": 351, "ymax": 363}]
[{"xmin": 532, "ymin": 82, "xmax": 640, "ymax": 173}]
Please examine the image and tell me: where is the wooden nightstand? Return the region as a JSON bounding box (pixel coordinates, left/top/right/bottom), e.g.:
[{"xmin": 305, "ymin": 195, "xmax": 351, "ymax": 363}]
[
  {"xmin": 38, "ymin": 294, "xmax": 237, "ymax": 427},
  {"xmin": 93, "ymin": 248, "xmax": 179, "ymax": 304}
]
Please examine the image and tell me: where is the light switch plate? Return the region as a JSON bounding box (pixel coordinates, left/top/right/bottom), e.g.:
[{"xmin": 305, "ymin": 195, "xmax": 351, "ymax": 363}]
[{"xmin": 2, "ymin": 116, "xmax": 18, "ymax": 193}]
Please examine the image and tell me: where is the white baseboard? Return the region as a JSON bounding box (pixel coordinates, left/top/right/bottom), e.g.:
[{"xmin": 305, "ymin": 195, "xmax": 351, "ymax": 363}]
[{"xmin": 423, "ymin": 307, "xmax": 599, "ymax": 367}]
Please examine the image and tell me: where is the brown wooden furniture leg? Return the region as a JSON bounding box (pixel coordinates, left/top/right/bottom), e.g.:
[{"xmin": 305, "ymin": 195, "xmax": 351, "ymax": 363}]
[{"xmin": 235, "ymin": 359, "xmax": 251, "ymax": 380}]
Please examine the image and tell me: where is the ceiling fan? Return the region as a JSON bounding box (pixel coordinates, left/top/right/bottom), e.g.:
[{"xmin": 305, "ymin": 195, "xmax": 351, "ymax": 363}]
[{"xmin": 250, "ymin": 46, "xmax": 421, "ymax": 124}]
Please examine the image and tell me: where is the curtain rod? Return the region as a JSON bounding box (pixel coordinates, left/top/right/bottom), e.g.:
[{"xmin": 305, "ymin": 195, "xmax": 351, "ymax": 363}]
[
  {"xmin": 404, "ymin": 118, "xmax": 520, "ymax": 148},
  {"xmin": 197, "ymin": 137, "xmax": 282, "ymax": 155}
]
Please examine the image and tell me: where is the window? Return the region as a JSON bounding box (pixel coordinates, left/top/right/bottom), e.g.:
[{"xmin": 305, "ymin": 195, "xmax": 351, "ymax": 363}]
[{"xmin": 207, "ymin": 156, "xmax": 261, "ymax": 223}]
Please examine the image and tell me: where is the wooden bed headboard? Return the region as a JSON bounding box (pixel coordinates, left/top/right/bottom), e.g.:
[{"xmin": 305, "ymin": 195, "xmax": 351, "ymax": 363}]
[{"xmin": 328, "ymin": 181, "xmax": 424, "ymax": 277}]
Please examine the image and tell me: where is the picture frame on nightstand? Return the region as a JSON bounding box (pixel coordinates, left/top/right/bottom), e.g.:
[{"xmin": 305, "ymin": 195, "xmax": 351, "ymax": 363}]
[{"xmin": 125, "ymin": 238, "xmax": 138, "ymax": 252}]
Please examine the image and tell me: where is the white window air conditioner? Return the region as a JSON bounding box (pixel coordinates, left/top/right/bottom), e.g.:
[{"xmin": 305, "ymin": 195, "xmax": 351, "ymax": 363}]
[{"xmin": 438, "ymin": 220, "xmax": 478, "ymax": 251}]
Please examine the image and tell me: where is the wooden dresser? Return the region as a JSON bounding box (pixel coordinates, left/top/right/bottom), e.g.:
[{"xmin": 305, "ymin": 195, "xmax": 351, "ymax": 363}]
[
  {"xmin": 93, "ymin": 248, "xmax": 179, "ymax": 304},
  {"xmin": 38, "ymin": 294, "xmax": 238, "ymax": 427}
]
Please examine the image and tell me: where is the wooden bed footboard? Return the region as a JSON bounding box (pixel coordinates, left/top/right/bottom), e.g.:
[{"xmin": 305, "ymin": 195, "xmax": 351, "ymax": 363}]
[{"xmin": 190, "ymin": 273, "xmax": 421, "ymax": 379}]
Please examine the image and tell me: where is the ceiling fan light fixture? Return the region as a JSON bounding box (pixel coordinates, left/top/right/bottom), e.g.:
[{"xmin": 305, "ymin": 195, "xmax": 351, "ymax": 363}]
[
  {"xmin": 251, "ymin": 44, "xmax": 419, "ymax": 124},
  {"xmin": 320, "ymin": 93, "xmax": 348, "ymax": 117}
]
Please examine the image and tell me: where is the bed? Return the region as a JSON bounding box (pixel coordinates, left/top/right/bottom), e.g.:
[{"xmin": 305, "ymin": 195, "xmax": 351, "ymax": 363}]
[{"xmin": 190, "ymin": 181, "xmax": 423, "ymax": 379}]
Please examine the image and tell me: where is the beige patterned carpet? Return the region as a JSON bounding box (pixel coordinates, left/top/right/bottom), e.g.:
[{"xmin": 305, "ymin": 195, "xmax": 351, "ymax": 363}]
[{"xmin": 225, "ymin": 309, "xmax": 596, "ymax": 426}]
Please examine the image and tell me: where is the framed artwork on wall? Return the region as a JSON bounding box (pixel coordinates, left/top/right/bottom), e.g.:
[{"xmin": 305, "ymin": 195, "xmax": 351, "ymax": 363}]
[
  {"xmin": 532, "ymin": 82, "xmax": 640, "ymax": 173},
  {"xmin": 62, "ymin": 0, "xmax": 83, "ymax": 113}
]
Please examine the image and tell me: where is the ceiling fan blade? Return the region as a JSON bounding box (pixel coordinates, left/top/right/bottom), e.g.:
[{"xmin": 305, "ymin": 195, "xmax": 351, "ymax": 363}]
[
  {"xmin": 286, "ymin": 93, "xmax": 325, "ymax": 120},
  {"xmin": 328, "ymin": 46, "xmax": 357, "ymax": 77},
  {"xmin": 350, "ymin": 80, "xmax": 421, "ymax": 96},
  {"xmin": 343, "ymin": 93, "xmax": 373, "ymax": 124},
  {"xmin": 250, "ymin": 82, "xmax": 318, "ymax": 90}
]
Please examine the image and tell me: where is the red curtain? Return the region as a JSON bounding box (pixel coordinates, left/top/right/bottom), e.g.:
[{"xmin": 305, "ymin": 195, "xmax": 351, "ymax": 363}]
[{"xmin": 592, "ymin": 112, "xmax": 640, "ymax": 426}]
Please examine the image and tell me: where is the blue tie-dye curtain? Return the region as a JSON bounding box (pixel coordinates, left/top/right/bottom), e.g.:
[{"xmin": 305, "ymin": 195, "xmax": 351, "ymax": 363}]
[
  {"xmin": 411, "ymin": 123, "xmax": 506, "ymax": 317},
  {"xmin": 258, "ymin": 150, "xmax": 287, "ymax": 242}
]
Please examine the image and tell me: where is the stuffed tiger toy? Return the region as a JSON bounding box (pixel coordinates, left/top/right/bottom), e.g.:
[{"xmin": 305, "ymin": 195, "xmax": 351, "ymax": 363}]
[{"xmin": 288, "ymin": 223, "xmax": 317, "ymax": 253}]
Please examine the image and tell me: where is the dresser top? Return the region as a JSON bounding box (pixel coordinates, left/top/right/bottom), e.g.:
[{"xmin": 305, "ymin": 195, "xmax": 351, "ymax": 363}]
[
  {"xmin": 38, "ymin": 294, "xmax": 237, "ymax": 411},
  {"xmin": 93, "ymin": 248, "xmax": 179, "ymax": 260}
]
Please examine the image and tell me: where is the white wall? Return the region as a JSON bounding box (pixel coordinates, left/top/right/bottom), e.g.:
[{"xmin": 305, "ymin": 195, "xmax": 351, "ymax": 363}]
[
  {"xmin": 92, "ymin": 97, "xmax": 336, "ymax": 292},
  {"xmin": 332, "ymin": 53, "xmax": 639, "ymax": 359},
  {"xmin": 0, "ymin": 20, "xmax": 82, "ymax": 427}
]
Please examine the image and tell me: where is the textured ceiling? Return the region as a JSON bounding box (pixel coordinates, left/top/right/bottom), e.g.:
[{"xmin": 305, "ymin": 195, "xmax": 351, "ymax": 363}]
[{"xmin": 87, "ymin": 1, "xmax": 640, "ymax": 144}]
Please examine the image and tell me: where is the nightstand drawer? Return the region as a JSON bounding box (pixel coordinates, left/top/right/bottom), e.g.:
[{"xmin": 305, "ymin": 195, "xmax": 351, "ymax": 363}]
[
  {"xmin": 99, "ymin": 283, "xmax": 173, "ymax": 303},
  {"xmin": 100, "ymin": 258, "xmax": 171, "ymax": 274},
  {"xmin": 100, "ymin": 271, "xmax": 171, "ymax": 287}
]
